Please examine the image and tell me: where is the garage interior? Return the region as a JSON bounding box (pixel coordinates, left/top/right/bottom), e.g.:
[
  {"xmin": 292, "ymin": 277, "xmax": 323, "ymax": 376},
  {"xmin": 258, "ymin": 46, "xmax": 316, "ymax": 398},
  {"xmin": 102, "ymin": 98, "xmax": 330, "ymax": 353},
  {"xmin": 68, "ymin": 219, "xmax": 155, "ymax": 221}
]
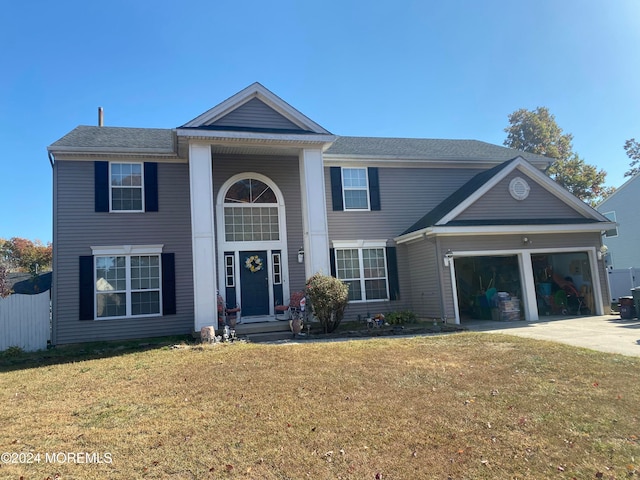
[{"xmin": 454, "ymin": 252, "xmax": 594, "ymax": 322}]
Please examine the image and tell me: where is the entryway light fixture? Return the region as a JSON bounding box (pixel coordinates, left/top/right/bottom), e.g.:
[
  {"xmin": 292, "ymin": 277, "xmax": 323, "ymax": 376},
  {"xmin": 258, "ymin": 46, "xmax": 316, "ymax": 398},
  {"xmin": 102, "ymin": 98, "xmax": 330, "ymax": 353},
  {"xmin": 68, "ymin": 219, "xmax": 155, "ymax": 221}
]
[
  {"xmin": 298, "ymin": 247, "xmax": 304, "ymax": 263},
  {"xmin": 443, "ymin": 249, "xmax": 453, "ymax": 267},
  {"xmin": 597, "ymin": 245, "xmax": 609, "ymax": 261}
]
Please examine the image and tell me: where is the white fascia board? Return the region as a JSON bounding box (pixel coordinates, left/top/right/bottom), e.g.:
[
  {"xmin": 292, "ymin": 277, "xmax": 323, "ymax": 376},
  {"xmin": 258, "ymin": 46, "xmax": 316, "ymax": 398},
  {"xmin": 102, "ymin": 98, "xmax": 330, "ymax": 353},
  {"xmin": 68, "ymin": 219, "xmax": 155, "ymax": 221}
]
[
  {"xmin": 181, "ymin": 83, "xmax": 332, "ymax": 134},
  {"xmin": 47, "ymin": 146, "xmax": 178, "ymax": 157},
  {"xmin": 437, "ymin": 157, "xmax": 609, "ymax": 225},
  {"xmin": 91, "ymin": 244, "xmax": 164, "ymax": 255},
  {"xmin": 394, "ymin": 222, "xmax": 616, "ymax": 244},
  {"xmin": 177, "ymin": 128, "xmax": 336, "ymax": 145},
  {"xmin": 332, "ymin": 239, "xmax": 388, "ymax": 248},
  {"xmin": 510, "ymin": 161, "xmax": 612, "ymax": 221}
]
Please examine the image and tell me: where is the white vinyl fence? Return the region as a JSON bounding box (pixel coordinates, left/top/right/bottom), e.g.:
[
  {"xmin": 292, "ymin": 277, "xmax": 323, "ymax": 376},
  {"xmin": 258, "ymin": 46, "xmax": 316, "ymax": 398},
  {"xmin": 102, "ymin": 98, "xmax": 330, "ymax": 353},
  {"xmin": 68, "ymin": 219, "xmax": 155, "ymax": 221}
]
[
  {"xmin": 607, "ymin": 268, "xmax": 640, "ymax": 303},
  {"xmin": 0, "ymin": 292, "xmax": 51, "ymax": 352}
]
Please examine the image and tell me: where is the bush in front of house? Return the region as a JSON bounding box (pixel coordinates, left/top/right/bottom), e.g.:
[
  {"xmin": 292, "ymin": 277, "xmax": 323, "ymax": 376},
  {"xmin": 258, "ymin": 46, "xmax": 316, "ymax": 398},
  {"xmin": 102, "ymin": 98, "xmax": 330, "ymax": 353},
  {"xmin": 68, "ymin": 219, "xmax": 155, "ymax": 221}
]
[
  {"xmin": 385, "ymin": 310, "xmax": 418, "ymax": 325},
  {"xmin": 305, "ymin": 273, "xmax": 349, "ymax": 333}
]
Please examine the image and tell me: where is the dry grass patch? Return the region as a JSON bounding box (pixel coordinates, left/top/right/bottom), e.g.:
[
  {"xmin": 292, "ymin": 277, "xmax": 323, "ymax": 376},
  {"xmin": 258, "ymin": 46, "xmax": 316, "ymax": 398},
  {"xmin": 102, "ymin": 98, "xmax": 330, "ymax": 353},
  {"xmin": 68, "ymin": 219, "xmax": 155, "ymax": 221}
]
[{"xmin": 1, "ymin": 333, "xmax": 639, "ymax": 479}]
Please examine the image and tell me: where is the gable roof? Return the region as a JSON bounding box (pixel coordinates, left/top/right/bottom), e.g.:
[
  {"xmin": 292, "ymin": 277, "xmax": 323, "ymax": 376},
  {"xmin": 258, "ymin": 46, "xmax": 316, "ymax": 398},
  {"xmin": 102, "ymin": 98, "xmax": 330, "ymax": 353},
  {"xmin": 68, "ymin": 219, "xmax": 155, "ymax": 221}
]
[
  {"xmin": 180, "ymin": 82, "xmax": 332, "ymax": 135},
  {"xmin": 398, "ymin": 156, "xmax": 613, "ymax": 240},
  {"xmin": 325, "ymin": 136, "xmax": 553, "ymax": 167}
]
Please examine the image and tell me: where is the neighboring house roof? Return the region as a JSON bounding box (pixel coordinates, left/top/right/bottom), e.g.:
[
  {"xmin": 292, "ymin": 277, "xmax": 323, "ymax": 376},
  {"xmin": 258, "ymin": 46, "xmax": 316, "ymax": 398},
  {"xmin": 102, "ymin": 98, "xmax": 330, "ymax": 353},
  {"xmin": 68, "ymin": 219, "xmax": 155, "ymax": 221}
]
[
  {"xmin": 325, "ymin": 136, "xmax": 553, "ymax": 167},
  {"xmin": 596, "ymin": 171, "xmax": 640, "ymax": 210},
  {"xmin": 399, "ymin": 156, "xmax": 612, "ymax": 239},
  {"xmin": 7, "ymin": 272, "xmax": 52, "ymax": 295},
  {"xmin": 48, "ymin": 126, "xmax": 176, "ymax": 155}
]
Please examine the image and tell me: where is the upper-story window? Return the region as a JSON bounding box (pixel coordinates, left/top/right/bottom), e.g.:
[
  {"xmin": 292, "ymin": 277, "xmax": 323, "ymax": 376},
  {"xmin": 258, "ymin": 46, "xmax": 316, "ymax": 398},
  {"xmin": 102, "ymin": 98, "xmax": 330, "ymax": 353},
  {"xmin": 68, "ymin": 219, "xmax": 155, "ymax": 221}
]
[
  {"xmin": 223, "ymin": 178, "xmax": 280, "ymax": 242},
  {"xmin": 330, "ymin": 166, "xmax": 380, "ymax": 212},
  {"xmin": 342, "ymin": 167, "xmax": 370, "ymax": 210},
  {"xmin": 111, "ymin": 163, "xmax": 144, "ymax": 211}
]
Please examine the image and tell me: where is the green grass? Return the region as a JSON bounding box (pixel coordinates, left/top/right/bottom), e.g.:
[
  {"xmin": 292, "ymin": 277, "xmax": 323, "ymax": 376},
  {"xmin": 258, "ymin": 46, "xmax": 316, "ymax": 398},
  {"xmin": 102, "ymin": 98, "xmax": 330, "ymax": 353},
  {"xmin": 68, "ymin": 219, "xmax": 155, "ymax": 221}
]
[{"xmin": 1, "ymin": 333, "xmax": 639, "ymax": 479}]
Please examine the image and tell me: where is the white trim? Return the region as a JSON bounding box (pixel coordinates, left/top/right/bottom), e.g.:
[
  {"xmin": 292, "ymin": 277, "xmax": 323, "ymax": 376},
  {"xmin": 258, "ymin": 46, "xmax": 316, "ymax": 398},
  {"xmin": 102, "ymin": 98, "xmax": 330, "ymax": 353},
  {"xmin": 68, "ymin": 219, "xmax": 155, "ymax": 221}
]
[
  {"xmin": 332, "ymin": 239, "xmax": 387, "ymax": 248},
  {"xmin": 189, "ymin": 143, "xmax": 218, "ymax": 331},
  {"xmin": 333, "ymin": 244, "xmax": 390, "ymax": 303},
  {"xmin": 216, "ymin": 172, "xmax": 290, "ymax": 317},
  {"xmin": 181, "ymin": 82, "xmax": 332, "ymax": 134},
  {"xmin": 176, "ymin": 129, "xmax": 336, "ymax": 146},
  {"xmin": 91, "ymin": 244, "xmax": 164, "ymax": 256},
  {"xmin": 93, "ymin": 251, "xmax": 163, "ymax": 320},
  {"xmin": 395, "ymin": 222, "xmax": 617, "ymax": 244},
  {"xmin": 436, "ymin": 157, "xmax": 610, "ymax": 226},
  {"xmin": 444, "ymin": 246, "xmax": 605, "ymax": 324},
  {"xmin": 341, "ymin": 167, "xmax": 370, "ymax": 211},
  {"xmin": 109, "ymin": 161, "xmax": 145, "ymax": 213},
  {"xmin": 299, "ymin": 148, "xmax": 331, "ymax": 277}
]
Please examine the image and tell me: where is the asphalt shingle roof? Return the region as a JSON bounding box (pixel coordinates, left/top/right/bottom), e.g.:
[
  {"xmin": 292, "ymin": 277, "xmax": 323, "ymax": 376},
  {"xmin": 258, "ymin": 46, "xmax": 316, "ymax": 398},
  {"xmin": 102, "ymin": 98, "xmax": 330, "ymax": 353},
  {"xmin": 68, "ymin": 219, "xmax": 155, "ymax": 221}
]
[
  {"xmin": 326, "ymin": 136, "xmax": 553, "ymax": 164},
  {"xmin": 49, "ymin": 126, "xmax": 175, "ymax": 152}
]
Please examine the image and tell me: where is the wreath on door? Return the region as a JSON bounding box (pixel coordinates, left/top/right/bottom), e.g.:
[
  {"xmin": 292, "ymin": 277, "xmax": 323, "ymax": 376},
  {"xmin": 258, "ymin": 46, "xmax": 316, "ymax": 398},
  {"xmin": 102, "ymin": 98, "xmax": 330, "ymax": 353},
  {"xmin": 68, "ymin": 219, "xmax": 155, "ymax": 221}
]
[{"xmin": 245, "ymin": 255, "xmax": 263, "ymax": 273}]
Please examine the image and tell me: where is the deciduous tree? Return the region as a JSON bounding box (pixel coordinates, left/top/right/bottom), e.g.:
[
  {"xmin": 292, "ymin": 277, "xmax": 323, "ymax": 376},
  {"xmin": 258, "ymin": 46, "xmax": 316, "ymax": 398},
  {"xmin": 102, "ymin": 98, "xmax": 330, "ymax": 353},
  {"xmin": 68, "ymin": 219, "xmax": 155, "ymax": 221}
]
[
  {"xmin": 0, "ymin": 237, "xmax": 52, "ymax": 275},
  {"xmin": 504, "ymin": 107, "xmax": 613, "ymax": 206},
  {"xmin": 623, "ymin": 138, "xmax": 640, "ymax": 178}
]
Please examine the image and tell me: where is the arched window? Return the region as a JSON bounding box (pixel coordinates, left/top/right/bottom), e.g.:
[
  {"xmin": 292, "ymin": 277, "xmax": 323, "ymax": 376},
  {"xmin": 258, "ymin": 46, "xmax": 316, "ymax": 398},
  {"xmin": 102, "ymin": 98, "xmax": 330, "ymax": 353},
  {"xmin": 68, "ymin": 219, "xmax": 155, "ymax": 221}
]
[{"xmin": 223, "ymin": 178, "xmax": 280, "ymax": 242}]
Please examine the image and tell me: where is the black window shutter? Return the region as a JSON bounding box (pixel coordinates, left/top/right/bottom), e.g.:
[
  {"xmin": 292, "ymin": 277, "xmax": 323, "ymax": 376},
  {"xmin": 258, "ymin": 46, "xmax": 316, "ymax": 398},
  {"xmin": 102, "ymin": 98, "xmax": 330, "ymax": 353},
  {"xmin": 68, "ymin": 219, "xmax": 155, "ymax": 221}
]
[
  {"xmin": 386, "ymin": 246, "xmax": 400, "ymax": 301},
  {"xmin": 95, "ymin": 162, "xmax": 109, "ymax": 212},
  {"xmin": 79, "ymin": 256, "xmax": 94, "ymax": 320},
  {"xmin": 330, "ymin": 167, "xmax": 344, "ymax": 211},
  {"xmin": 329, "ymin": 248, "xmax": 336, "ymax": 277},
  {"xmin": 368, "ymin": 167, "xmax": 381, "ymax": 211},
  {"xmin": 144, "ymin": 162, "xmax": 159, "ymax": 212},
  {"xmin": 162, "ymin": 253, "xmax": 176, "ymax": 315}
]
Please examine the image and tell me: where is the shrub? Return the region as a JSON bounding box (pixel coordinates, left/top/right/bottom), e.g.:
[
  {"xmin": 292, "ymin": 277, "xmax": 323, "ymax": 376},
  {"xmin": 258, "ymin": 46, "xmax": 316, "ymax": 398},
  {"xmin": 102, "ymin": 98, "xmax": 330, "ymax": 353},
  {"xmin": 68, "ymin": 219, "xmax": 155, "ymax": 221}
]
[
  {"xmin": 305, "ymin": 273, "xmax": 349, "ymax": 333},
  {"xmin": 385, "ymin": 310, "xmax": 418, "ymax": 325}
]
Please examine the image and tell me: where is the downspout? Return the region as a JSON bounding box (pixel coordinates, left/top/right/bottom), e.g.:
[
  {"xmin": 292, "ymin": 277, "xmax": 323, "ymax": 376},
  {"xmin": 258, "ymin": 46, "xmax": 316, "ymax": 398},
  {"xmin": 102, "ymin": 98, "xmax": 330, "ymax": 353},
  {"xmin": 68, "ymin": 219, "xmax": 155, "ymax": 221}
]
[{"xmin": 48, "ymin": 152, "xmax": 54, "ymax": 168}]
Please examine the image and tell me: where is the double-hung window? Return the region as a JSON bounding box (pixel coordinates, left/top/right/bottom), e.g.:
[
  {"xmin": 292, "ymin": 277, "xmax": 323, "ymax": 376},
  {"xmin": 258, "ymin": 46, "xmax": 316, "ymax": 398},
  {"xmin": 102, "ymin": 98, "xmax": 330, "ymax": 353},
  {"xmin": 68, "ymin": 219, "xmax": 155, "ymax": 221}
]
[
  {"xmin": 342, "ymin": 168, "xmax": 370, "ymax": 210},
  {"xmin": 334, "ymin": 241, "xmax": 388, "ymax": 302},
  {"xmin": 111, "ymin": 163, "xmax": 144, "ymax": 212},
  {"xmin": 93, "ymin": 245, "xmax": 162, "ymax": 319}
]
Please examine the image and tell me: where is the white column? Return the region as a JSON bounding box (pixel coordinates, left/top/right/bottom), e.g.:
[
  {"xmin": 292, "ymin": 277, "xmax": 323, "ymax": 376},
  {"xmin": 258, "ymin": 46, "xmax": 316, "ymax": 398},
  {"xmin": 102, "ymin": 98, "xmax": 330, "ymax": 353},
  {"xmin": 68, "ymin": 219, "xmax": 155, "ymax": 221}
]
[
  {"xmin": 299, "ymin": 148, "xmax": 331, "ymax": 277},
  {"xmin": 519, "ymin": 252, "xmax": 538, "ymax": 321},
  {"xmin": 189, "ymin": 143, "xmax": 218, "ymax": 331}
]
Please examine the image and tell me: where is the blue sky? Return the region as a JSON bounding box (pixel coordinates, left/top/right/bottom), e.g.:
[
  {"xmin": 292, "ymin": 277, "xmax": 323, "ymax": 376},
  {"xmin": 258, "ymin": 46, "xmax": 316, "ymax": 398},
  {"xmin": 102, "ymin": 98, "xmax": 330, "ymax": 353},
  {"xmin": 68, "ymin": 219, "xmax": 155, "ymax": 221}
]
[{"xmin": 1, "ymin": 0, "xmax": 639, "ymax": 243}]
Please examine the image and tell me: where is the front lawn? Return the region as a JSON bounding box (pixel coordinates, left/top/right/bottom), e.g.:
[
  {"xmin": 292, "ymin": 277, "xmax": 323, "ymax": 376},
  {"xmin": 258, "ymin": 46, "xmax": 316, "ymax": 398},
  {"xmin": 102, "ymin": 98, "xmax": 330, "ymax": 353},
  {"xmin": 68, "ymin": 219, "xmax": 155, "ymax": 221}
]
[{"xmin": 1, "ymin": 333, "xmax": 639, "ymax": 479}]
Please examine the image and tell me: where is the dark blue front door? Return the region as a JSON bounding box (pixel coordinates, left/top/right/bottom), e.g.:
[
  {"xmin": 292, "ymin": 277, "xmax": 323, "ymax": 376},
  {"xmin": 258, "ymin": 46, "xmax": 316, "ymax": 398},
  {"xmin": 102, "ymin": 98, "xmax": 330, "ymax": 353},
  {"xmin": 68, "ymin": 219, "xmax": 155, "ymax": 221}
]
[{"xmin": 240, "ymin": 251, "xmax": 270, "ymax": 316}]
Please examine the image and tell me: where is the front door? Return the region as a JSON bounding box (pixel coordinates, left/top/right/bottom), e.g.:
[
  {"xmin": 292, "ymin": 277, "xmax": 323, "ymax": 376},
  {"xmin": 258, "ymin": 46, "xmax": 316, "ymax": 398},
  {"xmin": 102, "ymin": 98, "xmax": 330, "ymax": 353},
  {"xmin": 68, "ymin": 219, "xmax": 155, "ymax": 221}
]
[{"xmin": 240, "ymin": 250, "xmax": 270, "ymax": 316}]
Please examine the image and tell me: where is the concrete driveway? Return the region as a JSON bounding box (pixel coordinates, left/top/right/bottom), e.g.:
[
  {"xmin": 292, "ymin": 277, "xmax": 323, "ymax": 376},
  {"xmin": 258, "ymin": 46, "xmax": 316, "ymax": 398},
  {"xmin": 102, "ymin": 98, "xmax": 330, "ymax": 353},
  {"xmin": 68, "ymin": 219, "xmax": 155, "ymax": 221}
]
[{"xmin": 464, "ymin": 315, "xmax": 640, "ymax": 357}]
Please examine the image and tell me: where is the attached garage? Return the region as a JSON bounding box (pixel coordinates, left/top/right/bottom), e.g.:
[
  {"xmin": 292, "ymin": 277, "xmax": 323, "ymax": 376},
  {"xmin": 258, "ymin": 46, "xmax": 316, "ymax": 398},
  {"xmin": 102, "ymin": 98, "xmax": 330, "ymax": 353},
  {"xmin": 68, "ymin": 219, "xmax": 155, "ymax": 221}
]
[{"xmin": 396, "ymin": 157, "xmax": 614, "ymax": 324}]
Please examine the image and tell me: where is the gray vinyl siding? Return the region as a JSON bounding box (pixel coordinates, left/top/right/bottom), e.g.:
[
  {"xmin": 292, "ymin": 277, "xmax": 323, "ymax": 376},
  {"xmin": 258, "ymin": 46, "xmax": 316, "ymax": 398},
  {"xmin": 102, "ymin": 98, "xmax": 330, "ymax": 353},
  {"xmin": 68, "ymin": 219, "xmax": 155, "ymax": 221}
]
[
  {"xmin": 406, "ymin": 239, "xmax": 449, "ymax": 320},
  {"xmin": 458, "ymin": 173, "xmax": 581, "ymax": 221},
  {"xmin": 212, "ymin": 98, "xmax": 304, "ymax": 131},
  {"xmin": 52, "ymin": 160, "xmax": 193, "ymax": 345},
  {"xmin": 211, "ymin": 154, "xmax": 306, "ymax": 292},
  {"xmin": 326, "ymin": 166, "xmax": 484, "ymax": 240}
]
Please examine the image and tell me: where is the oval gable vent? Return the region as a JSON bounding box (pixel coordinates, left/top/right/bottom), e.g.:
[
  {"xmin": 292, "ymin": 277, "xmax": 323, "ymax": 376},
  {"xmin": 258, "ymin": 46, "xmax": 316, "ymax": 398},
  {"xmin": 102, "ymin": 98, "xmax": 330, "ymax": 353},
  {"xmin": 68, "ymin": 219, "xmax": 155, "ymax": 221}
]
[{"xmin": 509, "ymin": 177, "xmax": 530, "ymax": 201}]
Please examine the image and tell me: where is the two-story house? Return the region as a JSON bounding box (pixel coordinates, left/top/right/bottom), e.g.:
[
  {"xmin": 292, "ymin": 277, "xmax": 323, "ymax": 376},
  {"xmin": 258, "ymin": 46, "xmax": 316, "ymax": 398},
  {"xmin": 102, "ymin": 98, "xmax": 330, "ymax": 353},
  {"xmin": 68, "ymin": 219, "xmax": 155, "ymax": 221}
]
[{"xmin": 47, "ymin": 83, "xmax": 614, "ymax": 344}]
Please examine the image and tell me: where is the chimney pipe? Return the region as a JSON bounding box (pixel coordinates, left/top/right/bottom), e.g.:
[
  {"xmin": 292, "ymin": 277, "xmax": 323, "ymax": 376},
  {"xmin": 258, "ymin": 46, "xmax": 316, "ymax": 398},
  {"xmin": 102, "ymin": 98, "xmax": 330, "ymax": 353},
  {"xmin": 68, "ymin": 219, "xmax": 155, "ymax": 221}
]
[{"xmin": 98, "ymin": 107, "xmax": 104, "ymax": 127}]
